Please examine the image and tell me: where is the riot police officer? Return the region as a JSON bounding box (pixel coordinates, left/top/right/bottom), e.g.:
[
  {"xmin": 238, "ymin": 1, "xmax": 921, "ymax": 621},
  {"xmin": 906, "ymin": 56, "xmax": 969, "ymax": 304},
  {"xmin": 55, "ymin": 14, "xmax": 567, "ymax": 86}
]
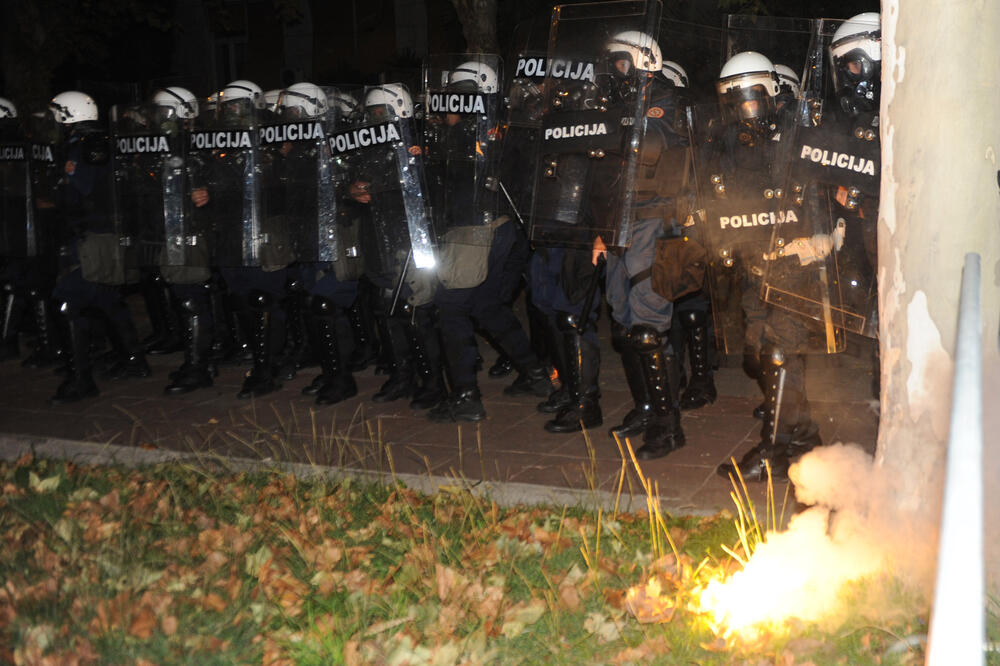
[
  {"xmin": 48, "ymin": 91, "xmax": 150, "ymax": 404},
  {"xmin": 597, "ymin": 32, "xmax": 688, "ymax": 459}
]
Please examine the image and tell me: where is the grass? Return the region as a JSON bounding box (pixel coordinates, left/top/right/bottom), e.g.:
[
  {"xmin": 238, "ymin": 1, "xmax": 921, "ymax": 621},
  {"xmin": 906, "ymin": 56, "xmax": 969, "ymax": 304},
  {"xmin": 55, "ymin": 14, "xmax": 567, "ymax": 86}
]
[{"xmin": 0, "ymin": 433, "xmax": 967, "ymax": 666}]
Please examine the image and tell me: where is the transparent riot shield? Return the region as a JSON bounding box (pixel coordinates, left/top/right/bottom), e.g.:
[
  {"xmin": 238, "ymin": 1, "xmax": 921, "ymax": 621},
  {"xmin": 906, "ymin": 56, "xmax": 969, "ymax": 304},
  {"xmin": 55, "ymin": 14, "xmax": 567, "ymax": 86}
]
[
  {"xmin": 527, "ymin": 0, "xmax": 662, "ymax": 249},
  {"xmin": 188, "ymin": 97, "xmax": 267, "ymax": 267},
  {"xmin": 25, "ymin": 114, "xmax": 63, "ymax": 257},
  {"xmin": 686, "ymin": 15, "xmax": 821, "ymax": 355},
  {"xmin": 0, "ymin": 121, "xmax": 32, "ymax": 258},
  {"xmin": 257, "ymin": 89, "xmax": 332, "ymax": 264},
  {"xmin": 328, "ymin": 83, "xmax": 433, "ymax": 279},
  {"xmin": 500, "ymin": 16, "xmax": 552, "ymax": 229},
  {"xmin": 763, "ymin": 16, "xmax": 880, "ymax": 341},
  {"xmin": 422, "ymin": 54, "xmax": 503, "ymax": 250},
  {"xmin": 110, "ymin": 103, "xmax": 192, "ymax": 268}
]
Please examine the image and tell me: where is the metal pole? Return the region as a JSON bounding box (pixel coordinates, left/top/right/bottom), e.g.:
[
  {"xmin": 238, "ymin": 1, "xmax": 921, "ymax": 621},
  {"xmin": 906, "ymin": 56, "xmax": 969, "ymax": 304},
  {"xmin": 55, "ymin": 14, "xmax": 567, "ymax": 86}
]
[{"xmin": 926, "ymin": 252, "xmax": 984, "ymax": 666}]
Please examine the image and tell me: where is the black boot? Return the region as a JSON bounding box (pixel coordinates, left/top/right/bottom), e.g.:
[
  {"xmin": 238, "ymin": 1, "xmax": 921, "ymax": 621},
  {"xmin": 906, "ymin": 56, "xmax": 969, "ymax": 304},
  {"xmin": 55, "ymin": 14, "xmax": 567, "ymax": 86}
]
[
  {"xmin": 628, "ymin": 325, "xmax": 685, "ymax": 460},
  {"xmin": 310, "ymin": 296, "xmax": 358, "ymax": 405},
  {"xmin": 372, "ymin": 311, "xmax": 416, "ymax": 402},
  {"xmin": 545, "ymin": 312, "xmax": 602, "ymax": 433},
  {"xmin": 100, "ymin": 305, "xmax": 151, "ymax": 380},
  {"xmin": 0, "ymin": 283, "xmax": 21, "ymax": 361},
  {"xmin": 427, "ymin": 387, "xmax": 486, "ymax": 423},
  {"xmin": 717, "ymin": 345, "xmax": 822, "ymax": 482},
  {"xmin": 237, "ymin": 290, "xmax": 282, "ymax": 399},
  {"xmin": 488, "ymin": 354, "xmax": 514, "ymax": 378},
  {"xmin": 144, "ymin": 274, "xmax": 183, "ymax": 355},
  {"xmin": 409, "ymin": 305, "xmax": 447, "ymax": 410},
  {"xmin": 165, "ymin": 297, "xmax": 214, "ymax": 395},
  {"xmin": 50, "ymin": 311, "xmax": 99, "ymax": 405},
  {"xmin": 536, "ymin": 314, "xmax": 572, "ymax": 414},
  {"xmin": 608, "ymin": 322, "xmax": 653, "ymax": 439},
  {"xmin": 278, "ymin": 279, "xmax": 311, "ymax": 380},
  {"xmin": 503, "ymin": 362, "xmax": 552, "ymax": 397},
  {"xmin": 347, "ymin": 287, "xmax": 379, "ymax": 372},
  {"xmin": 678, "ymin": 309, "xmax": 717, "ymax": 410},
  {"xmin": 22, "ymin": 290, "xmax": 65, "ymax": 368},
  {"xmin": 743, "ymin": 350, "xmax": 767, "ymax": 419}
]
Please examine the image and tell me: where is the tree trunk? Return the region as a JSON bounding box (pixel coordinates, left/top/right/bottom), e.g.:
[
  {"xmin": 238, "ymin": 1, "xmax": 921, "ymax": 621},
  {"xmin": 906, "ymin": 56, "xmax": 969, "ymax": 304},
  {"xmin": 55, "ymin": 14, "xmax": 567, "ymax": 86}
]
[
  {"xmin": 878, "ymin": 0, "xmax": 1000, "ymax": 591},
  {"xmin": 449, "ymin": 0, "xmax": 498, "ymax": 53}
]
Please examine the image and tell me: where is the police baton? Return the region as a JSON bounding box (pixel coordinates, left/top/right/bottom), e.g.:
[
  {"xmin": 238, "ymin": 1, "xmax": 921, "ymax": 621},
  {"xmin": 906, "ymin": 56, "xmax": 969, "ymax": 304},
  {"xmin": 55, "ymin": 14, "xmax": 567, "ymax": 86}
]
[
  {"xmin": 499, "ymin": 180, "xmax": 528, "ymax": 234},
  {"xmin": 576, "ymin": 253, "xmax": 606, "ymax": 336},
  {"xmin": 388, "ymin": 249, "xmax": 412, "ymax": 318}
]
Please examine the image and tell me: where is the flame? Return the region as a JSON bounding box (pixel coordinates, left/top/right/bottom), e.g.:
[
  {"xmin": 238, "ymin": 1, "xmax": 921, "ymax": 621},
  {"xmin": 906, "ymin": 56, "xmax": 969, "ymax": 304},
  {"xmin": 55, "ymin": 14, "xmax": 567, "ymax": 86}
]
[{"xmin": 693, "ymin": 507, "xmax": 885, "ymax": 640}]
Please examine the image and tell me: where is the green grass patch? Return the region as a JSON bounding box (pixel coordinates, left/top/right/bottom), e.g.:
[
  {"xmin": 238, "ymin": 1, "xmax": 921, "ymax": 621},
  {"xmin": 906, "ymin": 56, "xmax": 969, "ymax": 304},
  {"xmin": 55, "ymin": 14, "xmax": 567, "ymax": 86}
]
[{"xmin": 0, "ymin": 453, "xmax": 955, "ymax": 664}]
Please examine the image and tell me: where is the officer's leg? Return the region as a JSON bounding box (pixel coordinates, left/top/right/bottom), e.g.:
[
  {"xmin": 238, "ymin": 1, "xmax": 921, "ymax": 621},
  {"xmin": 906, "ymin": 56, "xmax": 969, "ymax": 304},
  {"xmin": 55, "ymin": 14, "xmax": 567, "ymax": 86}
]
[
  {"xmin": 237, "ymin": 289, "xmax": 283, "ymax": 399},
  {"xmin": 278, "ymin": 269, "xmax": 314, "ymax": 380},
  {"xmin": 371, "ymin": 293, "xmax": 417, "ymax": 403},
  {"xmin": 49, "ymin": 274, "xmax": 99, "ymax": 404},
  {"xmin": 347, "ymin": 278, "xmax": 379, "ymax": 372},
  {"xmin": 21, "ymin": 287, "xmax": 65, "ymax": 368},
  {"xmin": 310, "ymin": 295, "xmax": 358, "ymax": 406},
  {"xmin": 144, "ymin": 271, "xmax": 184, "ymax": 355},
  {"xmin": 544, "ymin": 312, "xmax": 602, "ymax": 433},
  {"xmin": 608, "ymin": 319, "xmax": 652, "ymax": 439},
  {"xmin": 164, "ymin": 283, "xmax": 214, "ymax": 395},
  {"xmin": 428, "ymin": 289, "xmax": 486, "ymax": 423},
  {"xmin": 678, "ymin": 302, "xmax": 717, "ymax": 410},
  {"xmin": 409, "ymin": 304, "xmax": 447, "ymax": 410},
  {"xmin": 627, "ymin": 324, "xmax": 685, "ymax": 459},
  {"xmin": 98, "ymin": 284, "xmax": 151, "ymax": 381}
]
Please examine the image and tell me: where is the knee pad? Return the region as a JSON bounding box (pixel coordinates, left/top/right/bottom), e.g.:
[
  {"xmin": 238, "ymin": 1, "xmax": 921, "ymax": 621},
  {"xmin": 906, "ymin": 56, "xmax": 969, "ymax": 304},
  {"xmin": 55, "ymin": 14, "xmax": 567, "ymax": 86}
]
[
  {"xmin": 627, "ymin": 324, "xmax": 662, "ymax": 353},
  {"xmin": 248, "ymin": 289, "xmax": 273, "ymax": 311},
  {"xmin": 760, "ymin": 342, "xmax": 786, "ymax": 370},
  {"xmin": 310, "ymin": 295, "xmax": 337, "ymax": 319},
  {"xmin": 679, "ymin": 308, "xmax": 707, "ymax": 330},
  {"xmin": 555, "ymin": 311, "xmax": 580, "ymax": 333}
]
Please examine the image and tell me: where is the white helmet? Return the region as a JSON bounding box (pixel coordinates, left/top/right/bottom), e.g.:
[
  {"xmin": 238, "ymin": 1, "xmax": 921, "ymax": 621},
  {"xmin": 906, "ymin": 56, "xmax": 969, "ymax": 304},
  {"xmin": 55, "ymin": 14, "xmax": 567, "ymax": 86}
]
[
  {"xmin": 659, "ymin": 60, "xmax": 688, "ymax": 87},
  {"xmin": 0, "ymin": 98, "xmax": 16, "ymax": 119},
  {"xmin": 773, "ymin": 64, "xmax": 801, "ymax": 98},
  {"xmin": 717, "ymin": 52, "xmax": 779, "ymax": 126},
  {"xmin": 152, "ymin": 86, "xmax": 198, "ymax": 119},
  {"xmin": 448, "ymin": 61, "xmax": 499, "ymax": 93},
  {"xmin": 221, "ymin": 80, "xmax": 263, "ymax": 108},
  {"xmin": 49, "ymin": 91, "xmax": 99, "ymax": 124},
  {"xmin": 364, "ymin": 83, "xmax": 413, "ymax": 119},
  {"xmin": 605, "ymin": 31, "xmax": 663, "ymax": 73},
  {"xmin": 328, "ymin": 90, "xmax": 360, "ymax": 118},
  {"xmin": 829, "ymin": 12, "xmax": 881, "ymax": 115},
  {"xmin": 279, "ymin": 82, "xmax": 328, "ymax": 118}
]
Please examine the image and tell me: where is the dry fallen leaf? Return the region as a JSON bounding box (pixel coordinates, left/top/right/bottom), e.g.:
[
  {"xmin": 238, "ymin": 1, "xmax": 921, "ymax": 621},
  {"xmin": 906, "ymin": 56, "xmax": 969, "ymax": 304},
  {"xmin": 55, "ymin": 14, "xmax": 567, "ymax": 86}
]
[{"xmin": 161, "ymin": 615, "xmax": 178, "ymax": 636}]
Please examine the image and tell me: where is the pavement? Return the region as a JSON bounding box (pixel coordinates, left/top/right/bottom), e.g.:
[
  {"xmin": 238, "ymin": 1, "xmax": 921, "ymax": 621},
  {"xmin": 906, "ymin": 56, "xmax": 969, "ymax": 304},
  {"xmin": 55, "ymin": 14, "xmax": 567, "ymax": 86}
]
[{"xmin": 0, "ymin": 295, "xmax": 880, "ymax": 517}]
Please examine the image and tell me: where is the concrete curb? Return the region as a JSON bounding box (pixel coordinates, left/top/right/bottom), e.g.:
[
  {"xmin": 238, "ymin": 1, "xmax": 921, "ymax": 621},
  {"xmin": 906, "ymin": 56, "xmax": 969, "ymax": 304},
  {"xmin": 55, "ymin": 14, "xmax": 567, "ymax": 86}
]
[{"xmin": 0, "ymin": 432, "xmax": 716, "ymax": 516}]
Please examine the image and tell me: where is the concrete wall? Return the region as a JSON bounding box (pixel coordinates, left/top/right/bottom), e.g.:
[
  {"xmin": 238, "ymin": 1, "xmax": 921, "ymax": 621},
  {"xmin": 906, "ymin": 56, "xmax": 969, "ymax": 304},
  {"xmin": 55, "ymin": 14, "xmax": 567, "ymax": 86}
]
[{"xmin": 878, "ymin": 0, "xmax": 1000, "ymax": 591}]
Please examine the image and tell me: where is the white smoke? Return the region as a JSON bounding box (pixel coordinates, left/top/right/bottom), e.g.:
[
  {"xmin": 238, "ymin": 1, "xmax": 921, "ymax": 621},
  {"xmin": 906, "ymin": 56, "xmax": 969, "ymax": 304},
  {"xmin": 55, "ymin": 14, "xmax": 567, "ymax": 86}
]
[{"xmin": 698, "ymin": 443, "xmax": 937, "ymax": 635}]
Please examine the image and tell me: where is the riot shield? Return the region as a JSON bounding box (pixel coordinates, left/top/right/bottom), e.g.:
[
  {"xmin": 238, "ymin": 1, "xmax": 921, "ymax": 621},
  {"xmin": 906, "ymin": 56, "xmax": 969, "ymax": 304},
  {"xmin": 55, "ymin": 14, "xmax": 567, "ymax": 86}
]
[
  {"xmin": 690, "ymin": 16, "xmax": 818, "ymax": 354},
  {"xmin": 762, "ymin": 16, "xmax": 880, "ymax": 340},
  {"xmin": 422, "ymin": 54, "xmax": 503, "ymax": 249},
  {"xmin": 0, "ymin": 120, "xmax": 33, "ymax": 258},
  {"xmin": 328, "ymin": 83, "xmax": 434, "ymax": 278},
  {"xmin": 500, "ymin": 16, "xmax": 552, "ymax": 229},
  {"xmin": 188, "ymin": 97, "xmax": 270, "ymax": 267},
  {"xmin": 110, "ymin": 103, "xmax": 195, "ymax": 267},
  {"xmin": 257, "ymin": 89, "xmax": 333, "ymax": 263},
  {"xmin": 25, "ymin": 114, "xmax": 63, "ymax": 256},
  {"xmin": 527, "ymin": 0, "xmax": 662, "ymax": 249}
]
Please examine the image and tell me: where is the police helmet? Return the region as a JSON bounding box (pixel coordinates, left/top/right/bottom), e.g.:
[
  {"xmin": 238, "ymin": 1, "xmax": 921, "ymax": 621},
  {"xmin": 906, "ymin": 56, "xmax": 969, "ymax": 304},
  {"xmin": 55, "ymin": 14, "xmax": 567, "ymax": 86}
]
[
  {"xmin": 659, "ymin": 60, "xmax": 689, "ymax": 87},
  {"xmin": 152, "ymin": 86, "xmax": 198, "ymax": 119},
  {"xmin": 278, "ymin": 82, "xmax": 328, "ymax": 119},
  {"xmin": 0, "ymin": 98, "xmax": 16, "ymax": 119},
  {"xmin": 716, "ymin": 51, "xmax": 780, "ymax": 126},
  {"xmin": 364, "ymin": 83, "xmax": 413, "ymax": 120},
  {"xmin": 773, "ymin": 64, "xmax": 801, "ymax": 99},
  {"xmin": 262, "ymin": 89, "xmax": 282, "ymax": 114},
  {"xmin": 604, "ymin": 31, "xmax": 663, "ymax": 75},
  {"xmin": 328, "ymin": 90, "xmax": 361, "ymax": 119},
  {"xmin": 221, "ymin": 80, "xmax": 263, "ymax": 108},
  {"xmin": 829, "ymin": 12, "xmax": 881, "ymax": 115},
  {"xmin": 49, "ymin": 91, "xmax": 99, "ymax": 124},
  {"xmin": 448, "ymin": 61, "xmax": 499, "ymax": 93}
]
